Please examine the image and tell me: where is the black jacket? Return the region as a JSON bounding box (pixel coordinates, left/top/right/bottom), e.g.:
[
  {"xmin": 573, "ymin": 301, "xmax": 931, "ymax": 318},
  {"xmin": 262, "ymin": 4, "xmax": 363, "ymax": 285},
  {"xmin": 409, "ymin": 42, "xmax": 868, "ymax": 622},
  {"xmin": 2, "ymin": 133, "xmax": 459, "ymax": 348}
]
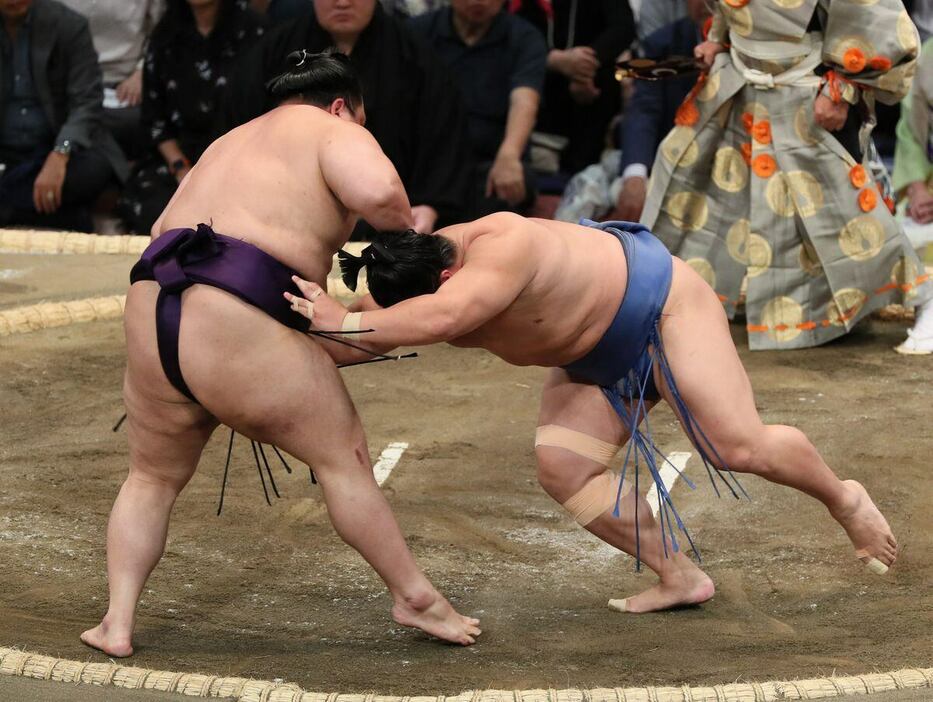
[{"xmin": 0, "ymin": 0, "xmax": 128, "ymax": 180}]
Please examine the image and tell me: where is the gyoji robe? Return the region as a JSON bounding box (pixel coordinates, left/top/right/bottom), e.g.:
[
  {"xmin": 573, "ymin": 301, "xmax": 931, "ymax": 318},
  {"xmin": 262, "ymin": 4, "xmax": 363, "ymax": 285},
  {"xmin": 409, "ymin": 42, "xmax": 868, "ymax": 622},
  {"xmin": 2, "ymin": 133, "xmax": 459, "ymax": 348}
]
[{"xmin": 641, "ymin": 0, "xmax": 931, "ymax": 350}]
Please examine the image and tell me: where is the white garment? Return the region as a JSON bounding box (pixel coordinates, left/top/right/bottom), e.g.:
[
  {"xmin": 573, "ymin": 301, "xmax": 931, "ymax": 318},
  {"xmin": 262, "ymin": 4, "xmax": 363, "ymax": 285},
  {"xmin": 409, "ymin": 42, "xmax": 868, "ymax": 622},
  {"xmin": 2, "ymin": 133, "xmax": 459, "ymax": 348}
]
[
  {"xmin": 728, "ymin": 43, "xmax": 823, "ymax": 90},
  {"xmin": 59, "ymin": 0, "xmax": 164, "ymax": 85},
  {"xmin": 555, "ymin": 150, "xmax": 622, "ymax": 223}
]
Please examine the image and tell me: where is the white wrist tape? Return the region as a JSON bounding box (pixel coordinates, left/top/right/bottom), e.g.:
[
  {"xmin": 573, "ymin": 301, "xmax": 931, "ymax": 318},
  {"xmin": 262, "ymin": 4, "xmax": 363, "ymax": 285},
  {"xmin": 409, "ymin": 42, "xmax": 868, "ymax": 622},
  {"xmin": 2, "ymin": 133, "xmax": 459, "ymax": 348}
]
[{"xmin": 341, "ymin": 312, "xmax": 362, "ymax": 338}]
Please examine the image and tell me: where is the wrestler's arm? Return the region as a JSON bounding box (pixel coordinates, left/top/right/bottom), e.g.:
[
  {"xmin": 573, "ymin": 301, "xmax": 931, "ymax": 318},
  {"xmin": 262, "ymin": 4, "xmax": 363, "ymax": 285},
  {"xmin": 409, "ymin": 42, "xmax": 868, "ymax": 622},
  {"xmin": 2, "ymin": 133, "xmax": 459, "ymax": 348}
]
[
  {"xmin": 348, "ymin": 294, "xmax": 382, "ymax": 313},
  {"xmin": 310, "ymin": 295, "xmax": 386, "ymax": 366},
  {"xmin": 319, "ymin": 122, "xmax": 414, "ymax": 232}
]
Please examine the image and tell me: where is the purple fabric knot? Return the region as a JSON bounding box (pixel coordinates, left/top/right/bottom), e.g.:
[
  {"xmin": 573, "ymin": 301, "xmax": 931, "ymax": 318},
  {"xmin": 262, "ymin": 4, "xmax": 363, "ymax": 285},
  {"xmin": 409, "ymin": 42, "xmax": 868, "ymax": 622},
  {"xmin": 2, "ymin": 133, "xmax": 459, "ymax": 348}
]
[
  {"xmin": 129, "ymin": 224, "xmax": 309, "ymax": 404},
  {"xmin": 152, "ymin": 257, "xmax": 191, "ymax": 294}
]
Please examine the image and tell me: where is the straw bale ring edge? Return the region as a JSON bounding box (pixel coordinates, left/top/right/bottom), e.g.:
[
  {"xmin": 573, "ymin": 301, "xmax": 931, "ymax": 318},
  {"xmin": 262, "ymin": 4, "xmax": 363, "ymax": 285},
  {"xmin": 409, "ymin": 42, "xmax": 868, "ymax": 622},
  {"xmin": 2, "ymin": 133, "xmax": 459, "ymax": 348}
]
[{"xmin": 0, "ymin": 649, "xmax": 930, "ymax": 702}]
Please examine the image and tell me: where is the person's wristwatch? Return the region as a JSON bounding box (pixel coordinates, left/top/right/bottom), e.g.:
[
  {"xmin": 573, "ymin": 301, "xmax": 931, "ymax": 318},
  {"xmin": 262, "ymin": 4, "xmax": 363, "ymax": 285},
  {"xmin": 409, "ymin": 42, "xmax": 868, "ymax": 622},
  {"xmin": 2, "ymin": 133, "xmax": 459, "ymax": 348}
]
[{"xmin": 52, "ymin": 140, "xmax": 72, "ymax": 157}]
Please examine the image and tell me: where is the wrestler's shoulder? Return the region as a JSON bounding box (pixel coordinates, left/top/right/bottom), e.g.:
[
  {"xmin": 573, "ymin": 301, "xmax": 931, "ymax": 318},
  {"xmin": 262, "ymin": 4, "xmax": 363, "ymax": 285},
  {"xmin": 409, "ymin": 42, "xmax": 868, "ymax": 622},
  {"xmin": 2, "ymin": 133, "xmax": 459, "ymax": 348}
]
[
  {"xmin": 472, "ymin": 211, "xmax": 538, "ymax": 234},
  {"xmin": 458, "ymin": 214, "xmax": 539, "ymax": 259}
]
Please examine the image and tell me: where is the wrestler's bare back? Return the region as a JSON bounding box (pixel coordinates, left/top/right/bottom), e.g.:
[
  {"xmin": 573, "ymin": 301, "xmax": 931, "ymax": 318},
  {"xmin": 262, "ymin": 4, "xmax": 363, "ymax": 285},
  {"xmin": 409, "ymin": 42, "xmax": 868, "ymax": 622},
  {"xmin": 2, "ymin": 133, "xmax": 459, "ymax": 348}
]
[
  {"xmin": 432, "ymin": 215, "xmax": 697, "ymax": 368},
  {"xmin": 154, "ymin": 104, "xmax": 400, "ymax": 284}
]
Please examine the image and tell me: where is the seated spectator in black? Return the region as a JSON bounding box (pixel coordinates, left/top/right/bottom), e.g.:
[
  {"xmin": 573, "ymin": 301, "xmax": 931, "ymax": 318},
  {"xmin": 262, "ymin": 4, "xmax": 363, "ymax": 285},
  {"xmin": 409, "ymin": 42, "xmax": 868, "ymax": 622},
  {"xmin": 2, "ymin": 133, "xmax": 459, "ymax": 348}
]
[
  {"xmin": 611, "ymin": 0, "xmax": 707, "ymax": 222},
  {"xmin": 59, "ymin": 0, "xmax": 164, "ymax": 160},
  {"xmin": 226, "ymin": 0, "xmax": 472, "ymax": 234},
  {"xmin": 118, "ymin": 0, "xmax": 266, "ymax": 234},
  {"xmin": 410, "ymin": 0, "xmax": 545, "ymax": 216},
  {"xmin": 511, "ymin": 0, "xmax": 635, "ymax": 175},
  {"xmin": 248, "ymin": 0, "xmax": 310, "ymax": 25},
  {"xmin": 0, "ymin": 0, "xmax": 126, "ymax": 232}
]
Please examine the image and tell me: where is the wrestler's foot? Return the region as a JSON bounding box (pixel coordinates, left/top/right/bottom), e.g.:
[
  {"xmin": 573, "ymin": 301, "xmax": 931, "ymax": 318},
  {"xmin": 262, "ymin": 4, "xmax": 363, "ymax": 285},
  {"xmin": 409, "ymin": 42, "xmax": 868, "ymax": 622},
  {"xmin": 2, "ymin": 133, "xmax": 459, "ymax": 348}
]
[
  {"xmin": 391, "ymin": 589, "xmax": 481, "ymax": 645},
  {"xmin": 831, "ymin": 480, "xmax": 898, "ymax": 574},
  {"xmin": 608, "ymin": 561, "xmax": 714, "ymax": 613},
  {"xmin": 80, "ymin": 618, "xmax": 134, "ymax": 658}
]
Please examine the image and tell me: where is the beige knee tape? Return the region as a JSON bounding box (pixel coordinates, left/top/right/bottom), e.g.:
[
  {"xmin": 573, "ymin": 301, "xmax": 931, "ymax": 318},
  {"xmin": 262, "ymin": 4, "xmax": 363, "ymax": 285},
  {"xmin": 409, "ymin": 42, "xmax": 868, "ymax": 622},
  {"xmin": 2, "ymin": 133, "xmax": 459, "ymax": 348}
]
[
  {"xmin": 535, "ymin": 424, "xmax": 620, "ymax": 467},
  {"xmin": 561, "ymin": 471, "xmax": 632, "ymax": 526}
]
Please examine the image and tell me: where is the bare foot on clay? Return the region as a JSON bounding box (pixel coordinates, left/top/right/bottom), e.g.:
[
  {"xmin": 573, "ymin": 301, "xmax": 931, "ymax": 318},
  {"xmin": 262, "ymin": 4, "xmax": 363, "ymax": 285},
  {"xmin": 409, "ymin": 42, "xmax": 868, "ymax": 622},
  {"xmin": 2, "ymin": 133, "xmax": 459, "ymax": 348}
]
[
  {"xmin": 609, "ymin": 563, "xmax": 714, "ymax": 614},
  {"xmin": 80, "ymin": 620, "xmax": 134, "ymax": 658},
  {"xmin": 392, "ymin": 590, "xmax": 481, "ymax": 645},
  {"xmin": 831, "ymin": 480, "xmax": 897, "ymax": 574}
]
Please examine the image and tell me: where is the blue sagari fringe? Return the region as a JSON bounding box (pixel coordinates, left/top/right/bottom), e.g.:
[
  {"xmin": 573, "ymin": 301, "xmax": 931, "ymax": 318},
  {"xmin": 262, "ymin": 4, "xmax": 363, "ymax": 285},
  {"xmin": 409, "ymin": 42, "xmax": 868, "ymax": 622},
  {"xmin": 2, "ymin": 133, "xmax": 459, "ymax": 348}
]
[{"xmin": 600, "ymin": 321, "xmax": 750, "ymax": 570}]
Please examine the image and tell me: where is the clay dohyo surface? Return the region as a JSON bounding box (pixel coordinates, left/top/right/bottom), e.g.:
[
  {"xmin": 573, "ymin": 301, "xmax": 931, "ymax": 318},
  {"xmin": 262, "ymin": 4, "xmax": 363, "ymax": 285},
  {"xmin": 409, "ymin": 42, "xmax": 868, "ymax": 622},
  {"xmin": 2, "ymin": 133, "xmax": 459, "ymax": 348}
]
[{"xmin": 0, "ymin": 258, "xmax": 931, "ymax": 695}]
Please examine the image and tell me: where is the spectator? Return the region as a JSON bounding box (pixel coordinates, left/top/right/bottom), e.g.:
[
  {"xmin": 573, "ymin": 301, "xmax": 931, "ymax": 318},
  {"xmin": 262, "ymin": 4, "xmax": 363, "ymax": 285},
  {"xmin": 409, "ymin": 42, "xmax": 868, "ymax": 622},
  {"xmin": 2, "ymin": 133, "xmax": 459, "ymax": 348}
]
[
  {"xmin": 0, "ymin": 0, "xmax": 126, "ymax": 232},
  {"xmin": 410, "ymin": 0, "xmax": 546, "ymax": 216},
  {"xmin": 227, "ymin": 0, "xmax": 472, "ymax": 235},
  {"xmin": 612, "ymin": 0, "xmax": 707, "ymax": 222},
  {"xmin": 511, "ymin": 0, "xmax": 636, "ymax": 175},
  {"xmin": 118, "ymin": 0, "xmax": 266, "ymax": 234},
  {"xmin": 58, "ymin": 0, "xmax": 164, "ymax": 160},
  {"xmin": 635, "ymin": 0, "xmax": 686, "ymax": 43},
  {"xmin": 891, "ymin": 36, "xmax": 933, "ymax": 354}
]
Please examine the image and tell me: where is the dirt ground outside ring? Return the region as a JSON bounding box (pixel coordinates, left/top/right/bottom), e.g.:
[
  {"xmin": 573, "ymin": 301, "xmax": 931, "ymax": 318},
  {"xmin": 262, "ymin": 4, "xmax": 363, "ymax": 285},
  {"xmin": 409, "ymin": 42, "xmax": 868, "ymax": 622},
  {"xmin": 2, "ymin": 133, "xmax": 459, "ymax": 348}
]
[{"xmin": 1, "ymin": 248, "xmax": 931, "ymax": 696}]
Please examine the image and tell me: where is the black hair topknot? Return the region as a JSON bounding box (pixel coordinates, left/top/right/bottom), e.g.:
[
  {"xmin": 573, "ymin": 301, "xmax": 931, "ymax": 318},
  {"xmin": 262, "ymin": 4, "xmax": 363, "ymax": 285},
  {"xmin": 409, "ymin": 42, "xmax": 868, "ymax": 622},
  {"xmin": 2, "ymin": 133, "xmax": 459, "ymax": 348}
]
[
  {"xmin": 266, "ymin": 48, "xmax": 363, "ymax": 110},
  {"xmin": 338, "ymin": 230, "xmax": 457, "ymax": 308}
]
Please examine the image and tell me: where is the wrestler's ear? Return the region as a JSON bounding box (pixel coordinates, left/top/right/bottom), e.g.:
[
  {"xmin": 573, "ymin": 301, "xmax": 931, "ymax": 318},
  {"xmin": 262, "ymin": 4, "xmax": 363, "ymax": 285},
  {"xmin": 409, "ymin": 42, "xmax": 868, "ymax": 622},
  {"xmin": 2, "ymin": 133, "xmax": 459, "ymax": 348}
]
[{"xmin": 329, "ymin": 97, "xmax": 348, "ymax": 118}]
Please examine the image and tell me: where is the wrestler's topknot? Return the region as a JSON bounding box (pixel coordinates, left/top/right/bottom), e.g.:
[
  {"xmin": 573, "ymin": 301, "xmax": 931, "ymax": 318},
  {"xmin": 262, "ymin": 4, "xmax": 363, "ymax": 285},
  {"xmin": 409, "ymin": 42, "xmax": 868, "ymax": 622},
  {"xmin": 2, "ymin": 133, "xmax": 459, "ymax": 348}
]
[
  {"xmin": 338, "ymin": 230, "xmax": 457, "ymax": 307},
  {"xmin": 266, "ymin": 48, "xmax": 363, "ymax": 111}
]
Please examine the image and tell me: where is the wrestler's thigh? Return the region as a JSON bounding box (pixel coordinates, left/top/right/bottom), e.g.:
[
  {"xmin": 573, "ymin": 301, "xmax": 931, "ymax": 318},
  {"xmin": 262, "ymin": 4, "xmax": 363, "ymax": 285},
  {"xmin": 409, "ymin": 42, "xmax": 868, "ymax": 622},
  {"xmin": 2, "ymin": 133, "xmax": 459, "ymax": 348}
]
[
  {"xmin": 178, "ymin": 287, "xmax": 364, "ymax": 472},
  {"xmin": 123, "ymin": 282, "xmax": 218, "ymax": 486},
  {"xmin": 536, "ymin": 368, "xmax": 639, "ymax": 502},
  {"xmin": 655, "ymin": 265, "xmax": 764, "ymax": 459}
]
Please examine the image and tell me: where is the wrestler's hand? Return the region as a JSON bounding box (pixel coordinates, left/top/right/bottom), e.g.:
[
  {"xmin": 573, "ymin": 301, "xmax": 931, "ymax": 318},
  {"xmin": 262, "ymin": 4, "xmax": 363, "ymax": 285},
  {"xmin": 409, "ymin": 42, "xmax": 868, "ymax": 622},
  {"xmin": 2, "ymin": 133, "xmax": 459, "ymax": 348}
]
[
  {"xmin": 285, "ymin": 276, "xmax": 349, "ymax": 332},
  {"xmin": 411, "ymin": 205, "xmax": 438, "ymax": 233},
  {"xmin": 814, "ymin": 94, "xmax": 848, "ymax": 132},
  {"xmin": 694, "ymin": 41, "xmax": 726, "ymax": 70}
]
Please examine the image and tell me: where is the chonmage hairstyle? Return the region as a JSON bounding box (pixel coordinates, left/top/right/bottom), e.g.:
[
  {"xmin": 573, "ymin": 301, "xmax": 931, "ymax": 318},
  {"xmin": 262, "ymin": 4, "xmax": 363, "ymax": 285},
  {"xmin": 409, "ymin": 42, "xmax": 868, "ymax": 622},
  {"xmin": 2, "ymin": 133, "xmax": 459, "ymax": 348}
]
[
  {"xmin": 266, "ymin": 49, "xmax": 363, "ymax": 110},
  {"xmin": 338, "ymin": 230, "xmax": 458, "ymax": 308}
]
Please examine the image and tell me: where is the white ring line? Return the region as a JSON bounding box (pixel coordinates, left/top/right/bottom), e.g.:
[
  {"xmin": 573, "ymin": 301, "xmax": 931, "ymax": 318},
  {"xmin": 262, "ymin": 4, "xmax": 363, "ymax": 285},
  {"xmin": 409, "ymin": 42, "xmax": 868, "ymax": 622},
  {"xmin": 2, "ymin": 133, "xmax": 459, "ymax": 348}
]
[
  {"xmin": 373, "ymin": 442, "xmax": 409, "ymax": 486},
  {"xmin": 646, "ymin": 451, "xmax": 691, "ymax": 518}
]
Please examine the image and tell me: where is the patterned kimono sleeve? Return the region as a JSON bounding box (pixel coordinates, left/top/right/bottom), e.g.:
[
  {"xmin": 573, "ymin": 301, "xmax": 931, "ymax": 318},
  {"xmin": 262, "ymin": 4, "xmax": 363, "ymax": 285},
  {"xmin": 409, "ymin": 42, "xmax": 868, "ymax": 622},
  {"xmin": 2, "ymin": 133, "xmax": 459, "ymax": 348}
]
[
  {"xmin": 821, "ymin": 0, "xmax": 920, "ymax": 105},
  {"xmin": 707, "ymin": 2, "xmax": 728, "ymax": 44}
]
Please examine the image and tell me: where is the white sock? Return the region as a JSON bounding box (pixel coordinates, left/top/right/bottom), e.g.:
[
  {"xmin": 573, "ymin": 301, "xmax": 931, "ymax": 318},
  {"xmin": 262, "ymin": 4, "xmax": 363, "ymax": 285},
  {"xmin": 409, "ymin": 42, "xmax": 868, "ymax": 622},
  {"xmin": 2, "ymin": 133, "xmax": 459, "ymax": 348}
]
[{"xmin": 912, "ymin": 297, "xmax": 933, "ymax": 337}]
